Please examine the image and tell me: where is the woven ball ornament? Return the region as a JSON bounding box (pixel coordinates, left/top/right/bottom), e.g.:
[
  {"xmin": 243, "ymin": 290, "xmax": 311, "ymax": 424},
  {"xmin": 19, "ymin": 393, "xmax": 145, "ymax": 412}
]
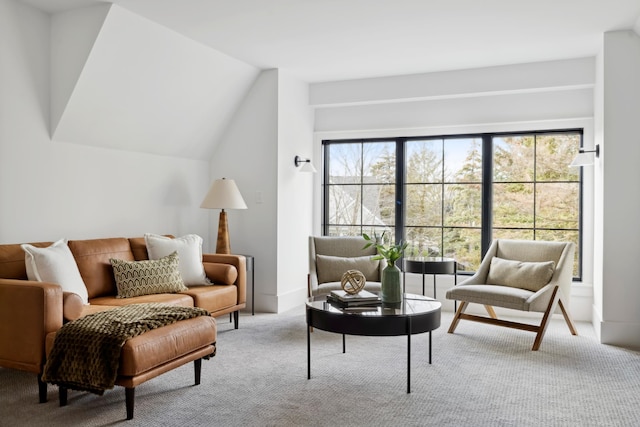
[{"xmin": 340, "ymin": 270, "xmax": 366, "ymax": 295}]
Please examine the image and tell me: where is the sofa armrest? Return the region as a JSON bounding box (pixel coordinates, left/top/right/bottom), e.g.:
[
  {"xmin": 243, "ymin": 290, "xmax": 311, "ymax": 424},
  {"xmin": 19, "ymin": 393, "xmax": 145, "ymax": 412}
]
[
  {"xmin": 202, "ymin": 254, "xmax": 246, "ymax": 305},
  {"xmin": 62, "ymin": 292, "xmax": 84, "ymax": 321},
  {"xmin": 0, "ymin": 279, "xmax": 63, "ymax": 374},
  {"xmin": 203, "ymin": 263, "xmax": 238, "ymax": 286}
]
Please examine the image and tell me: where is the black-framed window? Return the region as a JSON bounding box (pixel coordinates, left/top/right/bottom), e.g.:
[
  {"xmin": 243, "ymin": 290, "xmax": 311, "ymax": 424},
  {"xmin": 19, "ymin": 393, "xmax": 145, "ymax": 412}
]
[{"xmin": 322, "ymin": 129, "xmax": 583, "ymax": 279}]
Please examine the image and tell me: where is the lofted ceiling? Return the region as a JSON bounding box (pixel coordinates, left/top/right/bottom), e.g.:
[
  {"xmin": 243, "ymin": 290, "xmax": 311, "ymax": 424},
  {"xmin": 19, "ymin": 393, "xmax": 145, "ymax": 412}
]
[
  {"xmin": 20, "ymin": 0, "xmax": 640, "ymax": 82},
  {"xmin": 16, "ymin": 0, "xmax": 640, "ymax": 160}
]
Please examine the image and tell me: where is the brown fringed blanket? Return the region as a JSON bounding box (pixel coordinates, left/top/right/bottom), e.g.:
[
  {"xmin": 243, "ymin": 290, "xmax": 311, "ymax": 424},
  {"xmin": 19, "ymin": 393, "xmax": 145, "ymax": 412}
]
[{"xmin": 42, "ymin": 303, "xmax": 210, "ymax": 395}]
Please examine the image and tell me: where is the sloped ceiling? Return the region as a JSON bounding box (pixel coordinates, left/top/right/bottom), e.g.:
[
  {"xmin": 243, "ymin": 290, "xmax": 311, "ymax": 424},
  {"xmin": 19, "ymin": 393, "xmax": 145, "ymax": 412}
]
[{"xmin": 51, "ymin": 4, "xmax": 260, "ymax": 159}]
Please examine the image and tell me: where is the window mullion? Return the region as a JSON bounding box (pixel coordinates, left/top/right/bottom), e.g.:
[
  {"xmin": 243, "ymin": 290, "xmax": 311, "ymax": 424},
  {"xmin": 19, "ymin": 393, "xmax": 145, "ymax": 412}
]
[
  {"xmin": 395, "ymin": 138, "xmax": 405, "ymax": 245},
  {"xmin": 481, "ymin": 135, "xmax": 493, "ymax": 257}
]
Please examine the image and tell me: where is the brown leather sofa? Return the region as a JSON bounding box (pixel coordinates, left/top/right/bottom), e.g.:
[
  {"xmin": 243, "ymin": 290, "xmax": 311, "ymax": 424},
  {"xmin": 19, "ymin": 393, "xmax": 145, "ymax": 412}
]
[{"xmin": 0, "ymin": 235, "xmax": 246, "ymax": 403}]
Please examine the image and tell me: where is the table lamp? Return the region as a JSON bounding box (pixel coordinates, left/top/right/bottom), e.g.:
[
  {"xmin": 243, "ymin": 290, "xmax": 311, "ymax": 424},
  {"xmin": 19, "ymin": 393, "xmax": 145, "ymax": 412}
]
[{"xmin": 200, "ymin": 177, "xmax": 248, "ymax": 254}]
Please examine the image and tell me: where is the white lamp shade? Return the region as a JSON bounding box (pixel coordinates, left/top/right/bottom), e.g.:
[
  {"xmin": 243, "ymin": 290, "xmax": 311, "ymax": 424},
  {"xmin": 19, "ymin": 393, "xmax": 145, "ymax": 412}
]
[
  {"xmin": 569, "ymin": 152, "xmax": 594, "ymax": 167},
  {"xmin": 300, "ymin": 161, "xmax": 317, "ymax": 173},
  {"xmin": 200, "ymin": 178, "xmax": 248, "ymax": 209}
]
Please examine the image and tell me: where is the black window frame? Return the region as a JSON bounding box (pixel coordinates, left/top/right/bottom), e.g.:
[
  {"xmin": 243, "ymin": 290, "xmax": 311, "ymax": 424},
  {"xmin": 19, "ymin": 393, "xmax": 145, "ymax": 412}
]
[{"xmin": 322, "ymin": 128, "xmax": 584, "ymax": 280}]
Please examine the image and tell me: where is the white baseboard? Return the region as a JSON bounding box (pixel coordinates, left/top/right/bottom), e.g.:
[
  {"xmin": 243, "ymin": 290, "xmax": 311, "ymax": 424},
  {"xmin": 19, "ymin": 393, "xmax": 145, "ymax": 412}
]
[{"xmin": 598, "ymin": 319, "xmax": 640, "ymax": 349}]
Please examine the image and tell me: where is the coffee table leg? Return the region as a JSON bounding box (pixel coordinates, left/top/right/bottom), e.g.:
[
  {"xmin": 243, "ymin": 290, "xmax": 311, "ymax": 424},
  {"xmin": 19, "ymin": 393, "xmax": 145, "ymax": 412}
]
[
  {"xmin": 342, "ymin": 334, "xmax": 346, "ymax": 353},
  {"xmin": 429, "ymin": 331, "xmax": 432, "ymax": 364},
  {"xmin": 407, "ymin": 316, "xmax": 412, "ymax": 394},
  {"xmin": 307, "ymin": 323, "xmax": 311, "ymax": 379},
  {"xmin": 407, "ymin": 333, "xmax": 411, "ymax": 394}
]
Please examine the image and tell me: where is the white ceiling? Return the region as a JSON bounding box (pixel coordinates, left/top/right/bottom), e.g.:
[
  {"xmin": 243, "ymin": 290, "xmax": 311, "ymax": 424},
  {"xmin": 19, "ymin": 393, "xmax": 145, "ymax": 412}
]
[{"xmin": 20, "ymin": 0, "xmax": 640, "ymax": 83}]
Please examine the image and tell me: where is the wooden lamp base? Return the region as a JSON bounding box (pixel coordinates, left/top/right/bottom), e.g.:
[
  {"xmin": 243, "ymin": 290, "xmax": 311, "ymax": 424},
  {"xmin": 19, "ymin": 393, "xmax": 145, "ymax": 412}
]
[{"xmin": 216, "ymin": 210, "xmax": 231, "ymax": 254}]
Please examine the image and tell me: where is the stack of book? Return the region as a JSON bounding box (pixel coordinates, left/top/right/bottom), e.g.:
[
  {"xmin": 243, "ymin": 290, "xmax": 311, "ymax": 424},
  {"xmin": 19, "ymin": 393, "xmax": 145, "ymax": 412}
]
[{"xmin": 327, "ymin": 289, "xmax": 382, "ymax": 307}]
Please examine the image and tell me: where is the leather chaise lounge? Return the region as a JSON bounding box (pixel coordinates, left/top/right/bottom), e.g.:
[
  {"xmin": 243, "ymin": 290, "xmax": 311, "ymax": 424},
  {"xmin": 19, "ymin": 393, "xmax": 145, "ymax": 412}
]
[{"xmin": 0, "ymin": 235, "xmax": 246, "ymax": 417}]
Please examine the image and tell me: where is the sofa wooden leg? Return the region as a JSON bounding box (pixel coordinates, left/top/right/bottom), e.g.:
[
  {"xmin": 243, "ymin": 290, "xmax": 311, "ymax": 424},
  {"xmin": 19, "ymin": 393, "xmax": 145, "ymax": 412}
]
[
  {"xmin": 125, "ymin": 387, "xmax": 135, "ymax": 420},
  {"xmin": 194, "ymin": 358, "xmax": 202, "ymax": 385},
  {"xmin": 37, "ymin": 374, "xmax": 47, "ymax": 403},
  {"xmin": 233, "ymin": 311, "xmax": 239, "ymax": 329},
  {"xmin": 59, "ymin": 386, "xmax": 68, "ymax": 406}
]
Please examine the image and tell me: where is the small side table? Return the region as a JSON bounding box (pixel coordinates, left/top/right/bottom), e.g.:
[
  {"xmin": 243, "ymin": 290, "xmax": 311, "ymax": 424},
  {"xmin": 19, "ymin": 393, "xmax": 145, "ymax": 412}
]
[
  {"xmin": 239, "ymin": 254, "xmax": 255, "ymax": 315},
  {"xmin": 403, "ymin": 257, "xmax": 457, "ymax": 301}
]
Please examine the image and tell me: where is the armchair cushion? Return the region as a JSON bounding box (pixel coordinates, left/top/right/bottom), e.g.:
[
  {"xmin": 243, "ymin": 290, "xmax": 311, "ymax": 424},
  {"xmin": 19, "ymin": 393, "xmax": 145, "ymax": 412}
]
[
  {"xmin": 486, "ymin": 257, "xmax": 555, "ymax": 292},
  {"xmin": 316, "ymin": 255, "xmax": 380, "ymax": 284}
]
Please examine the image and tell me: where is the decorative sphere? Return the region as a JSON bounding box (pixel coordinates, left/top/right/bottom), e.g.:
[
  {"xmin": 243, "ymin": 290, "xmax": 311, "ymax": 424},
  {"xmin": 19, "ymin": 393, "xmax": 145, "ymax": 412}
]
[{"xmin": 341, "ymin": 270, "xmax": 366, "ymax": 294}]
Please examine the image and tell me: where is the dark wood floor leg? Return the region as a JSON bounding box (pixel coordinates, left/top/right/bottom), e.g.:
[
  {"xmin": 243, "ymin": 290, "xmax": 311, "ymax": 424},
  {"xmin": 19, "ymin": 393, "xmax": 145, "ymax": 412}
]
[
  {"xmin": 59, "ymin": 386, "xmax": 68, "ymax": 406},
  {"xmin": 37, "ymin": 374, "xmax": 47, "ymax": 403},
  {"xmin": 125, "ymin": 387, "xmax": 135, "ymax": 420},
  {"xmin": 233, "ymin": 311, "xmax": 239, "ymax": 329},
  {"xmin": 194, "ymin": 358, "xmax": 202, "ymax": 385}
]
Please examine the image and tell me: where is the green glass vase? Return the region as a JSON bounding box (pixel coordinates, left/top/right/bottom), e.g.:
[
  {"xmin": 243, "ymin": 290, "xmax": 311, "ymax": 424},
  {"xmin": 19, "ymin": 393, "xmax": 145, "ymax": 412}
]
[{"xmin": 381, "ymin": 263, "xmax": 402, "ymax": 303}]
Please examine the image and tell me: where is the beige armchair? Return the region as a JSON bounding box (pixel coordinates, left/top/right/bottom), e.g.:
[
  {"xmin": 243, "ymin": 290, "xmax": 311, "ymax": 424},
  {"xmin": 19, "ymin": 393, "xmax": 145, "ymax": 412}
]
[
  {"xmin": 445, "ymin": 239, "xmax": 577, "ymax": 351},
  {"xmin": 308, "ymin": 236, "xmax": 383, "ymax": 297}
]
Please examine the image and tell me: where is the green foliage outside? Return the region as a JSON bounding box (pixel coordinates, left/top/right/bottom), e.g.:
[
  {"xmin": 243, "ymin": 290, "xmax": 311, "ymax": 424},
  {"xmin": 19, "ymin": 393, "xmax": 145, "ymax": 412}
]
[{"xmin": 327, "ymin": 133, "xmax": 581, "ymax": 275}]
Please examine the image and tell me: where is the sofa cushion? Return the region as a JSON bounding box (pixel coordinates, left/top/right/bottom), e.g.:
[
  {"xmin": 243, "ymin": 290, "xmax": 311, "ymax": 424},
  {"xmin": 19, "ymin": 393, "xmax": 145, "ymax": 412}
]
[
  {"xmin": 21, "ymin": 239, "xmax": 89, "ymax": 304},
  {"xmin": 68, "ymin": 238, "xmax": 135, "ymax": 299},
  {"xmin": 144, "ymin": 233, "xmax": 210, "ymax": 286},
  {"xmin": 316, "ymin": 254, "xmax": 380, "ymax": 284},
  {"xmin": 89, "ymin": 293, "xmax": 194, "ymax": 307},
  {"xmin": 110, "ymin": 252, "xmax": 188, "ymax": 298},
  {"xmin": 0, "ymin": 242, "xmax": 52, "ymax": 279},
  {"xmin": 181, "ymin": 285, "xmax": 238, "ymax": 312},
  {"xmin": 486, "ymin": 256, "xmax": 555, "ymax": 292}
]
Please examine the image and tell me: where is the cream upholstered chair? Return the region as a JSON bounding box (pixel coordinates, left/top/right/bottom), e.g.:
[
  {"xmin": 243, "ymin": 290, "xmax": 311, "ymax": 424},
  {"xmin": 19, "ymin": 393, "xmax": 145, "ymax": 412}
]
[
  {"xmin": 308, "ymin": 236, "xmax": 383, "ymax": 297},
  {"xmin": 445, "ymin": 239, "xmax": 577, "ymax": 351}
]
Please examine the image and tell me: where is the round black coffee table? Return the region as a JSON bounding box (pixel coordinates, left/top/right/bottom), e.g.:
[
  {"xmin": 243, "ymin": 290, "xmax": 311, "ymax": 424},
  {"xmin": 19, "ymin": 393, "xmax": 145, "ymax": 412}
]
[{"xmin": 306, "ymin": 293, "xmax": 441, "ymax": 393}]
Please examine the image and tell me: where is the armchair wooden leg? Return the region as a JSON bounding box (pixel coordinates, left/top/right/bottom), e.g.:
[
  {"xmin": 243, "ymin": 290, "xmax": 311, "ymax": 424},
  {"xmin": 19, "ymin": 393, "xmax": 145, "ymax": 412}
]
[
  {"xmin": 558, "ymin": 298, "xmax": 578, "ymax": 336},
  {"xmin": 448, "ymin": 301, "xmax": 468, "ymax": 333},
  {"xmin": 532, "ymin": 286, "xmax": 560, "ymax": 351},
  {"xmin": 484, "ymin": 305, "xmax": 497, "ymax": 319}
]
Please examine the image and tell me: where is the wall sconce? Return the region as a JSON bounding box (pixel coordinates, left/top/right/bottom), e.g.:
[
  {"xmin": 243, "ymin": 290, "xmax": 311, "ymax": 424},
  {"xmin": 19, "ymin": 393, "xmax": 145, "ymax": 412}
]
[
  {"xmin": 294, "ymin": 155, "xmax": 317, "ymax": 173},
  {"xmin": 569, "ymin": 144, "xmax": 600, "ymax": 167}
]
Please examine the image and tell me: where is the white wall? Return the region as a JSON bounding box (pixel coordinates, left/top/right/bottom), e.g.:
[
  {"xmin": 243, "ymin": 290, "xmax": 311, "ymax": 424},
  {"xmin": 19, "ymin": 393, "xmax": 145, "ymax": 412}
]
[
  {"xmin": 211, "ymin": 69, "xmax": 314, "ymax": 314},
  {"xmin": 311, "ymin": 58, "xmax": 596, "ymax": 322},
  {"xmin": 276, "ymin": 71, "xmax": 314, "ymax": 311},
  {"xmin": 595, "ymin": 30, "xmax": 640, "ymax": 348},
  {"xmin": 0, "ymin": 0, "xmax": 210, "ymax": 244},
  {"xmin": 210, "ymin": 70, "xmax": 279, "ymax": 312}
]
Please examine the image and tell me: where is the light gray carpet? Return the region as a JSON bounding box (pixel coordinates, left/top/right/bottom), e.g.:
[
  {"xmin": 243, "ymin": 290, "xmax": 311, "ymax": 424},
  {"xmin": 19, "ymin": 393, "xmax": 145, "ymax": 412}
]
[{"xmin": 1, "ymin": 308, "xmax": 639, "ymax": 426}]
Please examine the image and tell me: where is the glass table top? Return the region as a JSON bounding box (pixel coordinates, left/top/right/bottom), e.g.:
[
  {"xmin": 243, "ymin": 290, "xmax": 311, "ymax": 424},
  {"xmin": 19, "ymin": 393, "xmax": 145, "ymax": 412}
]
[{"xmin": 306, "ymin": 293, "xmax": 441, "ymax": 317}]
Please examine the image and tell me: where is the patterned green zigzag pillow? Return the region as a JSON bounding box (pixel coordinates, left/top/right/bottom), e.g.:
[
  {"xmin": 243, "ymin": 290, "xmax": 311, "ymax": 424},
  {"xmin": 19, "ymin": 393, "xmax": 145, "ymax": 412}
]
[{"xmin": 110, "ymin": 251, "xmax": 188, "ymax": 298}]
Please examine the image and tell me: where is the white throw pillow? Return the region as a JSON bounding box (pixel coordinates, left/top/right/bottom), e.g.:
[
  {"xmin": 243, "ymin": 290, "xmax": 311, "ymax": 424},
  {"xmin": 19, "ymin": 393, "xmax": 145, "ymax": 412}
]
[
  {"xmin": 144, "ymin": 233, "xmax": 210, "ymax": 286},
  {"xmin": 21, "ymin": 239, "xmax": 89, "ymax": 304}
]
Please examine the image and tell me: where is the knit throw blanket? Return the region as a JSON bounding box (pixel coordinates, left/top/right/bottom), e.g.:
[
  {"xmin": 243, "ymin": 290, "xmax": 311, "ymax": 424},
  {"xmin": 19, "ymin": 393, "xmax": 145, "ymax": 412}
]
[{"xmin": 42, "ymin": 303, "xmax": 210, "ymax": 395}]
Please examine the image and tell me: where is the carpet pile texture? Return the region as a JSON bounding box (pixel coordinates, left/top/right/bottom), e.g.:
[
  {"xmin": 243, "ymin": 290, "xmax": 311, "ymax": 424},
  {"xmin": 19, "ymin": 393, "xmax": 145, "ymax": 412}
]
[{"xmin": 1, "ymin": 308, "xmax": 639, "ymax": 426}]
